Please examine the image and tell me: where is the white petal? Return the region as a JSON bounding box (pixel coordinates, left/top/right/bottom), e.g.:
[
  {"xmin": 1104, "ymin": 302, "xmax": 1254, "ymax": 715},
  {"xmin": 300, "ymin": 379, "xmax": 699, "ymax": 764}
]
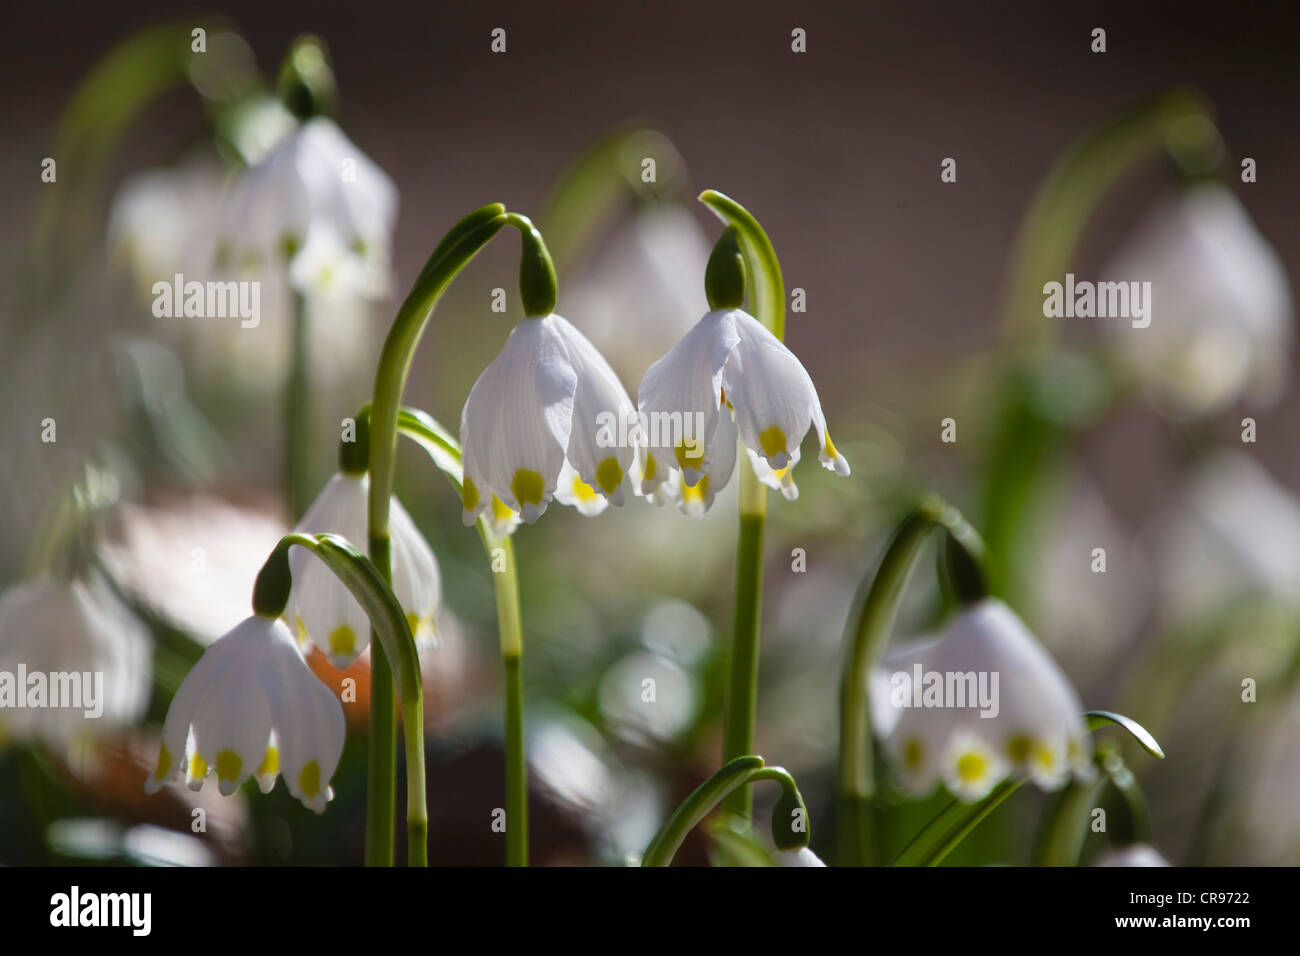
[
  {"xmin": 724, "ymin": 310, "xmax": 820, "ymax": 472},
  {"xmin": 460, "ymin": 317, "xmax": 578, "ymax": 523},
  {"xmin": 636, "ymin": 310, "xmax": 738, "ymax": 491},
  {"xmin": 553, "ymin": 459, "xmax": 611, "ymax": 516},
  {"xmin": 388, "ymin": 494, "xmax": 442, "ymax": 648},
  {"xmin": 551, "ymin": 314, "xmax": 638, "ymax": 507},
  {"xmin": 255, "ymin": 618, "xmax": 346, "ymax": 813}
]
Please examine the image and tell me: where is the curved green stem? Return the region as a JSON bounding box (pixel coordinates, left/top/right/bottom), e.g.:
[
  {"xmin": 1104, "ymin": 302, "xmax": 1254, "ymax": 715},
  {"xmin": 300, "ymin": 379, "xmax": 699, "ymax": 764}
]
[
  {"xmin": 698, "ymin": 191, "xmax": 785, "ymax": 824},
  {"xmin": 391, "ymin": 405, "xmax": 527, "ymax": 865},
  {"xmin": 254, "ymin": 531, "xmax": 425, "ymax": 865},
  {"xmin": 365, "ymin": 203, "xmax": 506, "ymax": 866},
  {"xmin": 642, "ymin": 756, "xmax": 807, "ymax": 867},
  {"xmin": 837, "ymin": 496, "xmax": 984, "ymax": 865}
]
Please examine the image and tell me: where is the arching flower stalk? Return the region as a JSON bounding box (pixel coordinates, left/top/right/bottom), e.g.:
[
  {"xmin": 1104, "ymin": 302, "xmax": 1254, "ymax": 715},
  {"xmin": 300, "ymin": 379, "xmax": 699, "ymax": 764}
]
[
  {"xmin": 146, "ymin": 531, "xmax": 423, "ymax": 855},
  {"xmin": 637, "ymin": 191, "xmax": 850, "ymax": 825},
  {"xmin": 366, "ymin": 204, "xmax": 625, "ymax": 866}
]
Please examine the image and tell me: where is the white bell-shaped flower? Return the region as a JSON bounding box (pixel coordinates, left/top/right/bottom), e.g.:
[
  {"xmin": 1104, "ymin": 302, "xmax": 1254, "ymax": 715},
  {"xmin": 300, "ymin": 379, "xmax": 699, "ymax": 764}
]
[
  {"xmin": 874, "ymin": 598, "xmax": 1091, "ymax": 802},
  {"xmin": 1102, "ymin": 182, "xmax": 1292, "ymax": 418},
  {"xmin": 460, "ymin": 313, "xmax": 639, "ymax": 526},
  {"xmin": 145, "ymin": 614, "xmax": 344, "ymax": 813},
  {"xmin": 0, "ymin": 575, "xmax": 151, "ymax": 745},
  {"xmin": 636, "ymin": 308, "xmax": 849, "ymax": 514},
  {"xmin": 218, "ymin": 116, "xmax": 397, "ymax": 300},
  {"xmin": 286, "ymin": 472, "xmax": 441, "ymax": 668}
]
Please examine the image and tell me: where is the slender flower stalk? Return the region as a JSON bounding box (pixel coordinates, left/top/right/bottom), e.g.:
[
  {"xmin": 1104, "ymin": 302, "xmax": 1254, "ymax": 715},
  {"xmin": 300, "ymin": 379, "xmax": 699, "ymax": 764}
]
[
  {"xmin": 365, "ymin": 204, "xmax": 506, "ymax": 865},
  {"xmin": 366, "ymin": 206, "xmax": 566, "ymax": 866},
  {"xmin": 391, "ymin": 406, "xmax": 528, "ymax": 865},
  {"xmin": 285, "ymin": 289, "xmax": 311, "ymax": 517},
  {"xmin": 694, "ymin": 192, "xmax": 782, "ymax": 823},
  {"xmin": 837, "ymin": 496, "xmax": 985, "ymax": 865}
]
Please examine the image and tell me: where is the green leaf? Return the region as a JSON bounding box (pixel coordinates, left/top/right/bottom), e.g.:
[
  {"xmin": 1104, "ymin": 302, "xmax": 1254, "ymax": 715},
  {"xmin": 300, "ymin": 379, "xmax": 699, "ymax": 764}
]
[
  {"xmin": 1085, "ymin": 710, "xmax": 1165, "ymax": 758},
  {"xmin": 890, "ymin": 780, "xmax": 1022, "ymax": 867}
]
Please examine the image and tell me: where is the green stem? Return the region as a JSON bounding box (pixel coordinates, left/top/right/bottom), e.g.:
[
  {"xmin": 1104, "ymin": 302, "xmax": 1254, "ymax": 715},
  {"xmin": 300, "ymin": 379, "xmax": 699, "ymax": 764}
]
[
  {"xmin": 837, "ymin": 508, "xmax": 933, "ymax": 865},
  {"xmin": 698, "ymin": 190, "xmax": 785, "ymax": 826},
  {"xmin": 365, "ymin": 204, "xmax": 507, "ymax": 867},
  {"xmin": 837, "ymin": 497, "xmax": 984, "ymax": 865},
  {"xmin": 255, "ymin": 532, "xmax": 425, "ymax": 865},
  {"xmin": 495, "ymin": 539, "xmax": 527, "ymax": 867},
  {"xmin": 392, "ymin": 406, "xmax": 531, "ymax": 866},
  {"xmin": 285, "ymin": 289, "xmax": 311, "ymax": 519},
  {"xmin": 642, "ymin": 756, "xmax": 806, "ymax": 867},
  {"xmin": 365, "ymin": 539, "xmax": 396, "ymax": 866},
  {"xmin": 722, "ymin": 502, "xmax": 765, "ymax": 820}
]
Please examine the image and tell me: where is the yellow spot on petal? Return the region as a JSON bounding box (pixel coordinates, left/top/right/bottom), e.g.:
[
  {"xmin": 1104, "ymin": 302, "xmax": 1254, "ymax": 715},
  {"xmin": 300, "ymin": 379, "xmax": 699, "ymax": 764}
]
[
  {"xmin": 216, "ymin": 750, "xmax": 243, "ymax": 783},
  {"xmin": 257, "ymin": 746, "xmax": 279, "ymax": 779},
  {"xmin": 681, "ymin": 475, "xmax": 710, "ymax": 504},
  {"xmin": 1032, "ymin": 742, "xmax": 1057, "ymax": 772},
  {"xmin": 825, "ymin": 432, "xmax": 839, "ymax": 459},
  {"xmin": 188, "ymin": 752, "xmax": 208, "ymax": 780},
  {"xmin": 406, "ymin": 612, "xmax": 421, "ymax": 636},
  {"xmin": 511, "ymin": 469, "xmax": 544, "ymax": 506},
  {"xmin": 462, "ymin": 477, "xmax": 480, "ymax": 512},
  {"xmin": 676, "ymin": 439, "xmax": 703, "ymax": 469},
  {"xmin": 904, "ymin": 738, "xmax": 924, "ymax": 770},
  {"xmin": 491, "ymin": 495, "xmax": 516, "ymax": 521},
  {"xmin": 595, "ymin": 457, "xmax": 623, "ymax": 495},
  {"xmin": 760, "ymin": 425, "xmax": 787, "ymax": 459},
  {"xmin": 280, "ymin": 233, "xmax": 300, "ymax": 260},
  {"xmin": 328, "ymin": 625, "xmax": 357, "ymax": 659},
  {"xmin": 955, "ymin": 751, "xmax": 989, "ymax": 784},
  {"xmin": 298, "ymin": 760, "xmax": 321, "ymax": 799},
  {"xmin": 154, "ymin": 743, "xmax": 173, "ymax": 780},
  {"xmin": 571, "ymin": 474, "xmax": 598, "ymax": 503},
  {"xmin": 643, "ymin": 454, "xmax": 658, "ymax": 482},
  {"xmin": 294, "ymin": 614, "xmax": 309, "ymax": 645}
]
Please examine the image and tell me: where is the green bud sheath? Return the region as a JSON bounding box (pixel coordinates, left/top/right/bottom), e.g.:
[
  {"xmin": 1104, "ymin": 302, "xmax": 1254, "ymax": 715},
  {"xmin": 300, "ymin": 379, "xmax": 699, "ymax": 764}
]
[
  {"xmin": 705, "ymin": 225, "xmax": 746, "ymax": 310},
  {"xmin": 771, "ymin": 786, "xmax": 811, "ymax": 851},
  {"xmin": 252, "ymin": 541, "xmax": 293, "ymax": 618},
  {"xmin": 339, "ymin": 408, "xmax": 371, "ymax": 476},
  {"xmin": 278, "ymin": 35, "xmax": 337, "ymax": 120}
]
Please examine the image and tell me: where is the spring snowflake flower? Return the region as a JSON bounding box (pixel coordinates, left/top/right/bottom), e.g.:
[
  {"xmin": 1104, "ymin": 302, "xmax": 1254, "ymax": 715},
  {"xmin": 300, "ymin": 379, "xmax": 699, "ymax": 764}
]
[
  {"xmin": 218, "ymin": 116, "xmax": 397, "ymax": 300},
  {"xmin": 636, "ymin": 307, "xmax": 850, "ymax": 516},
  {"xmin": 286, "ymin": 472, "xmax": 441, "ymax": 668},
  {"xmin": 0, "ymin": 575, "xmax": 151, "ymax": 744},
  {"xmin": 873, "ymin": 598, "xmax": 1091, "ymax": 802},
  {"xmin": 460, "ymin": 313, "xmax": 639, "ymax": 526},
  {"xmin": 1102, "ymin": 182, "xmax": 1292, "ymax": 418},
  {"xmin": 145, "ymin": 614, "xmax": 344, "ymax": 813}
]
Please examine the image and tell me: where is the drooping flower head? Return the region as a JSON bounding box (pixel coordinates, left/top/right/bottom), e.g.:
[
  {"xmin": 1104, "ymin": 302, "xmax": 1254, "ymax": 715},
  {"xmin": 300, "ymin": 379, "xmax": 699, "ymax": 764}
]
[
  {"xmin": 1102, "ymin": 182, "xmax": 1292, "ymax": 418},
  {"xmin": 460, "ymin": 218, "xmax": 640, "ymax": 527},
  {"xmin": 636, "ymin": 226, "xmax": 849, "ymax": 516},
  {"xmin": 286, "ymin": 422, "xmax": 441, "ymax": 668},
  {"xmin": 874, "ymin": 598, "xmax": 1092, "ymax": 801},
  {"xmin": 0, "ymin": 574, "xmax": 152, "ymax": 745},
  {"xmin": 145, "ymin": 612, "xmax": 345, "ymax": 813},
  {"xmin": 218, "ymin": 115, "xmax": 397, "ymax": 301}
]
